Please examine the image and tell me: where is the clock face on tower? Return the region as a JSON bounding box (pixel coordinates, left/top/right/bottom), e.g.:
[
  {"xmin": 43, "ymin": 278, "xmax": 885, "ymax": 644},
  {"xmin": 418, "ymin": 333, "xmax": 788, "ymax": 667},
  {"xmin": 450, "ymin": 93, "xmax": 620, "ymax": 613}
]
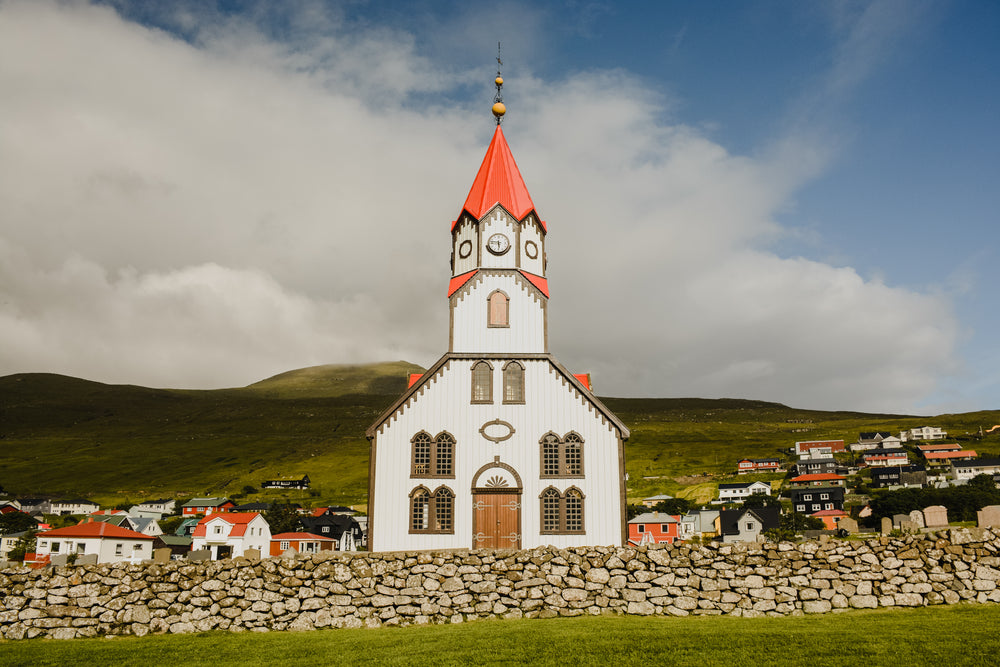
[{"xmin": 487, "ymin": 233, "xmax": 510, "ymax": 255}]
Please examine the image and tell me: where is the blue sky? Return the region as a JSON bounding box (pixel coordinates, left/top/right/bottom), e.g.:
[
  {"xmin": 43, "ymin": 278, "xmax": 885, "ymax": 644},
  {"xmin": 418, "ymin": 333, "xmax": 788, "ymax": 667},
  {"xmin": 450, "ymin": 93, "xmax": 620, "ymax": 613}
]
[{"xmin": 0, "ymin": 0, "xmax": 997, "ymax": 413}]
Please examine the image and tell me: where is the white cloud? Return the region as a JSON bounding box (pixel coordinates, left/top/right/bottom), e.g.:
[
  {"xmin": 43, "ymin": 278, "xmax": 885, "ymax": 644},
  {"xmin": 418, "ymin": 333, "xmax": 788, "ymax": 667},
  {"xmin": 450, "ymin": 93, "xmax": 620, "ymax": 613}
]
[{"xmin": 0, "ymin": 1, "xmax": 959, "ymax": 410}]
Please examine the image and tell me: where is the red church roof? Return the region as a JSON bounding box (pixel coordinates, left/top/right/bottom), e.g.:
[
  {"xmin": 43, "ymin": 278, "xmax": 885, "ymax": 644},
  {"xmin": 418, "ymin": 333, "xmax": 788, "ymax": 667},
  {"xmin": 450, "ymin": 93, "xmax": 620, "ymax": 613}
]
[{"xmin": 456, "ymin": 125, "xmax": 542, "ymax": 229}]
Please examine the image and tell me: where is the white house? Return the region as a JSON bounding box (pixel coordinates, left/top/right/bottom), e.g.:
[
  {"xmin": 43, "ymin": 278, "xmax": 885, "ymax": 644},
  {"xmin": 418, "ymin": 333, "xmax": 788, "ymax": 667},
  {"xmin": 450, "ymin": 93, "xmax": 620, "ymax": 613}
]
[
  {"xmin": 130, "ymin": 499, "xmax": 176, "ymax": 518},
  {"xmin": 35, "ymin": 521, "xmax": 155, "ymax": 564},
  {"xmin": 717, "ymin": 481, "xmax": 772, "ymax": 503},
  {"xmin": 901, "ymin": 426, "xmax": 948, "ymax": 442},
  {"xmin": 49, "ymin": 498, "xmax": 100, "ymax": 515},
  {"xmin": 191, "ymin": 513, "xmax": 271, "ymax": 560},
  {"xmin": 952, "ymin": 459, "xmax": 1000, "ymax": 483},
  {"xmin": 366, "ymin": 80, "xmax": 629, "ymax": 552}
]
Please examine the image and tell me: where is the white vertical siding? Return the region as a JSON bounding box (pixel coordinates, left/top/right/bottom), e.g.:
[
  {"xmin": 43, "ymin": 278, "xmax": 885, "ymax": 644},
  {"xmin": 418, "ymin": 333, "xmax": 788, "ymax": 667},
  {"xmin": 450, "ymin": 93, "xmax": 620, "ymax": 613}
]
[
  {"xmin": 451, "ymin": 274, "xmax": 546, "ymax": 354},
  {"xmin": 479, "ymin": 208, "xmax": 519, "ymax": 270},
  {"xmin": 371, "ymin": 358, "xmax": 624, "ymax": 552},
  {"xmin": 453, "ymin": 217, "xmax": 478, "ymax": 276},
  {"xmin": 519, "ymin": 216, "xmax": 545, "ymax": 276}
]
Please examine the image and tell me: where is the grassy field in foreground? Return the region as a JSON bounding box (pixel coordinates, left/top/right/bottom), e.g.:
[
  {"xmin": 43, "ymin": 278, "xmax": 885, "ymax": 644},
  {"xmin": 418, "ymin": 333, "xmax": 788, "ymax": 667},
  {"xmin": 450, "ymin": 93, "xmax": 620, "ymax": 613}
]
[{"xmin": 3, "ymin": 605, "xmax": 1000, "ymax": 667}]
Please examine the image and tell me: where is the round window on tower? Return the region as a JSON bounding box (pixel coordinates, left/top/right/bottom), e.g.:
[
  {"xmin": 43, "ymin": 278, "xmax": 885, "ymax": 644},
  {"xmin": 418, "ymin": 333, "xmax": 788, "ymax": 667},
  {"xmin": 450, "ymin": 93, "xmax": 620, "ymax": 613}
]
[
  {"xmin": 458, "ymin": 240, "xmax": 472, "ymax": 259},
  {"xmin": 524, "ymin": 240, "xmax": 538, "ymax": 259}
]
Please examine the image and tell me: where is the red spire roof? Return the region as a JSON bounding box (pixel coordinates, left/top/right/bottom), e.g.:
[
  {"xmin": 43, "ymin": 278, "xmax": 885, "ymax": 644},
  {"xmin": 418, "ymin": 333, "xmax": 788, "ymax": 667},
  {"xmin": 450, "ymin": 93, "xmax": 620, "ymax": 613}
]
[{"xmin": 457, "ymin": 125, "xmax": 542, "ymax": 230}]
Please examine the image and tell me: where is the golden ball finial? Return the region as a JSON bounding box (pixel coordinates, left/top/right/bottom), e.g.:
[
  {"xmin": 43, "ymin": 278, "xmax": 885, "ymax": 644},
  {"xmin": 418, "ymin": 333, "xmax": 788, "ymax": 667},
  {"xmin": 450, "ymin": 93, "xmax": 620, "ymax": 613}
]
[
  {"xmin": 495, "ymin": 76, "xmax": 503, "ymax": 86},
  {"xmin": 492, "ymin": 102, "xmax": 506, "ymax": 118}
]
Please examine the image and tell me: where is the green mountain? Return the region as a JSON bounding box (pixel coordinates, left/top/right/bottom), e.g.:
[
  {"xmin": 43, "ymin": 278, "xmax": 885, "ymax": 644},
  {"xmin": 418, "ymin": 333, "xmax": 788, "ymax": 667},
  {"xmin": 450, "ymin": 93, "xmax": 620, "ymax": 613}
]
[{"xmin": 2, "ymin": 364, "xmax": 999, "ymax": 509}]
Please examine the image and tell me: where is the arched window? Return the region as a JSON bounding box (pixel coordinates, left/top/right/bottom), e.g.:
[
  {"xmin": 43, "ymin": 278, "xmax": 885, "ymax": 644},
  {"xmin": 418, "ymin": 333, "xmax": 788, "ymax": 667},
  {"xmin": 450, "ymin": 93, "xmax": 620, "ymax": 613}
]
[
  {"xmin": 411, "ymin": 431, "xmax": 432, "ymax": 476},
  {"xmin": 488, "ymin": 290, "xmax": 509, "ymax": 327},
  {"xmin": 410, "ymin": 487, "xmax": 430, "ymax": 531},
  {"xmin": 411, "ymin": 431, "xmax": 456, "ymax": 478},
  {"xmin": 435, "ymin": 433, "xmax": 454, "ymax": 476},
  {"xmin": 409, "ymin": 486, "xmax": 455, "ymax": 535},
  {"xmin": 539, "ymin": 487, "xmax": 586, "ymax": 535},
  {"xmin": 471, "ymin": 361, "xmax": 493, "ymax": 403},
  {"xmin": 503, "ymin": 361, "xmax": 524, "ymax": 404},
  {"xmin": 434, "ymin": 487, "xmax": 454, "ymax": 532},
  {"xmin": 539, "ymin": 432, "xmax": 585, "ymax": 478},
  {"xmin": 540, "ymin": 487, "xmax": 561, "ymax": 533}
]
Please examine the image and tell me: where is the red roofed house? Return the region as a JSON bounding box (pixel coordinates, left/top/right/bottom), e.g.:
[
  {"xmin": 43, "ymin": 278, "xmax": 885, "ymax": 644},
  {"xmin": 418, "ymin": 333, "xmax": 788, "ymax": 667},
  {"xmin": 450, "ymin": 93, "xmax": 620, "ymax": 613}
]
[
  {"xmin": 917, "ymin": 443, "xmax": 962, "ymax": 454},
  {"xmin": 794, "ymin": 440, "xmax": 846, "ymax": 456},
  {"xmin": 269, "ymin": 532, "xmax": 338, "ymax": 557},
  {"xmin": 365, "ymin": 79, "xmax": 629, "ymax": 552},
  {"xmin": 923, "ymin": 450, "xmax": 977, "ymax": 466},
  {"xmin": 862, "ymin": 449, "xmax": 910, "ymax": 467},
  {"xmin": 790, "ymin": 473, "xmax": 847, "ymax": 486},
  {"xmin": 627, "ymin": 513, "xmax": 682, "ymax": 545},
  {"xmin": 736, "ymin": 458, "xmax": 782, "ymax": 474},
  {"xmin": 812, "ymin": 509, "xmax": 850, "ymax": 531},
  {"xmin": 181, "ymin": 497, "xmax": 235, "ymax": 516},
  {"xmin": 192, "ymin": 513, "xmax": 271, "ymax": 560},
  {"xmin": 35, "ymin": 520, "xmax": 155, "ymax": 564}
]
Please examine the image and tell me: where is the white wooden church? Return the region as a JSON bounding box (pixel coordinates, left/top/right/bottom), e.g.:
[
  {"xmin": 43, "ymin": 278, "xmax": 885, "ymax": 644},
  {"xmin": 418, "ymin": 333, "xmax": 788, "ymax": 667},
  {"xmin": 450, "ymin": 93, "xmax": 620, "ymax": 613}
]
[{"xmin": 366, "ymin": 77, "xmax": 629, "ymax": 552}]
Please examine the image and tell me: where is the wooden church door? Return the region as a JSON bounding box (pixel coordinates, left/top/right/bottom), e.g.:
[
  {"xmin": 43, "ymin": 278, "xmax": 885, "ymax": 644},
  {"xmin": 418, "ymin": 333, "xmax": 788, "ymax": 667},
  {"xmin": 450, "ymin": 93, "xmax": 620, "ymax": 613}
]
[{"xmin": 472, "ymin": 490, "xmax": 521, "ymax": 549}]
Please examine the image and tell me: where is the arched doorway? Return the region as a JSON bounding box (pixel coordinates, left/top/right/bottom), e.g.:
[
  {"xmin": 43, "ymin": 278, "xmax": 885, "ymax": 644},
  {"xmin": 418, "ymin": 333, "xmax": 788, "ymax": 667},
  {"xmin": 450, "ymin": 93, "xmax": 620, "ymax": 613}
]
[{"xmin": 471, "ymin": 457, "xmax": 522, "ymax": 549}]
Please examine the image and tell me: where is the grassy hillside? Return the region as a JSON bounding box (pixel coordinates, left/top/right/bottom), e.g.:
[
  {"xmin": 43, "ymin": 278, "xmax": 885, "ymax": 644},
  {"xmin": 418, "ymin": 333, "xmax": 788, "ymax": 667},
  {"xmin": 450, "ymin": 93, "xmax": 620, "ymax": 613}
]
[{"xmin": 3, "ymin": 364, "xmax": 1000, "ymax": 510}]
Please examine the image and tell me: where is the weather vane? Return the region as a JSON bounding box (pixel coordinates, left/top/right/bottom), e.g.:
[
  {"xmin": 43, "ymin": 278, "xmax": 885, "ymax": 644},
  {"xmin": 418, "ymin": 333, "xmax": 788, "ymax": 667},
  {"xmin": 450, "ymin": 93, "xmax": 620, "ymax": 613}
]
[{"xmin": 492, "ymin": 41, "xmax": 506, "ymax": 125}]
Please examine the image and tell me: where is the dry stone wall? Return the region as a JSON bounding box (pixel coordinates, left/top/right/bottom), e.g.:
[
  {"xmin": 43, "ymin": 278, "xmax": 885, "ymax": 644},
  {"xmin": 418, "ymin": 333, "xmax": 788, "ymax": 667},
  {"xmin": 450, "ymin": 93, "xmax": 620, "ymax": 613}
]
[{"xmin": 4, "ymin": 527, "xmax": 1000, "ymax": 640}]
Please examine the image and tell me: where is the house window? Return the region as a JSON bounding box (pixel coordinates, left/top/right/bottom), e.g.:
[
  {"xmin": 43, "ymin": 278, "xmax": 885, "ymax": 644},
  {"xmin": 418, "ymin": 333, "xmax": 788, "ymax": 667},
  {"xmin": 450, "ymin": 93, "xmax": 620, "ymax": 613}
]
[
  {"xmin": 503, "ymin": 361, "xmax": 525, "ymax": 404},
  {"xmin": 745, "ymin": 522, "xmax": 755, "ymax": 531},
  {"xmin": 660, "ymin": 524, "xmax": 671, "ymax": 534},
  {"xmin": 820, "ymin": 493, "xmax": 829, "ymax": 500},
  {"xmin": 539, "ymin": 432, "xmax": 585, "ymax": 478},
  {"xmin": 488, "ymin": 290, "xmax": 510, "ymax": 327},
  {"xmin": 409, "ymin": 486, "xmax": 455, "ymax": 534},
  {"xmin": 214, "ymin": 526, "xmax": 222, "ymax": 534},
  {"xmin": 803, "ymin": 494, "xmax": 813, "ymax": 501},
  {"xmin": 51, "ymin": 541, "xmax": 60, "ymax": 553},
  {"xmin": 796, "ymin": 504, "xmax": 806, "ymax": 512},
  {"xmin": 824, "ymin": 503, "xmax": 834, "ymax": 510},
  {"xmin": 76, "ymin": 543, "xmax": 85, "ymax": 553},
  {"xmin": 410, "ymin": 431, "xmax": 456, "ymax": 478},
  {"xmin": 539, "ymin": 486, "xmax": 585, "ymax": 534},
  {"xmin": 114, "ymin": 544, "xmax": 123, "ymax": 556},
  {"xmin": 279, "ymin": 541, "xmax": 290, "ymax": 550},
  {"xmin": 471, "ymin": 361, "xmax": 493, "ymax": 403},
  {"xmin": 321, "ymin": 526, "xmax": 330, "ymax": 533}
]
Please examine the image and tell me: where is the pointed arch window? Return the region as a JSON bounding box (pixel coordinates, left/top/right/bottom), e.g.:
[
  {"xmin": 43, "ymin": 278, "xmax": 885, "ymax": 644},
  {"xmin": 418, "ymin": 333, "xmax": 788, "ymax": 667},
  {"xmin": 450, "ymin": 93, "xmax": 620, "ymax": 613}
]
[
  {"xmin": 503, "ymin": 361, "xmax": 525, "ymax": 404},
  {"xmin": 471, "ymin": 361, "xmax": 493, "ymax": 403},
  {"xmin": 411, "ymin": 431, "xmax": 456, "ymax": 478},
  {"xmin": 539, "ymin": 432, "xmax": 585, "ymax": 478},
  {"xmin": 409, "ymin": 485, "xmax": 454, "ymax": 534},
  {"xmin": 539, "ymin": 486, "xmax": 586, "ymax": 535},
  {"xmin": 488, "ymin": 290, "xmax": 509, "ymax": 328}
]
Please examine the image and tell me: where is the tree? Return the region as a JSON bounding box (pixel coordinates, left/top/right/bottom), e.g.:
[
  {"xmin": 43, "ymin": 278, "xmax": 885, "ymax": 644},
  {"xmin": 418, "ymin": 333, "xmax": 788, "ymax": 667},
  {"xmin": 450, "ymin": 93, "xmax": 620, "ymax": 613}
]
[
  {"xmin": 7, "ymin": 529, "xmax": 36, "ymax": 562},
  {"xmin": 741, "ymin": 494, "xmax": 781, "ymax": 509},
  {"xmin": 0, "ymin": 511, "xmax": 39, "ymax": 535},
  {"xmin": 263, "ymin": 503, "xmax": 301, "ymax": 534},
  {"xmin": 968, "ymin": 474, "xmax": 997, "ymax": 492},
  {"xmin": 653, "ymin": 498, "xmax": 694, "ymax": 515}
]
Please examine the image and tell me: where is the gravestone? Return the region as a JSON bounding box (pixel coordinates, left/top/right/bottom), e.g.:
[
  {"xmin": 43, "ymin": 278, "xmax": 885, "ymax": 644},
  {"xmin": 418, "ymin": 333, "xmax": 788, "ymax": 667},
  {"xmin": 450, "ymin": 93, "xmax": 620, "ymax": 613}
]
[
  {"xmin": 892, "ymin": 514, "xmax": 911, "ymax": 529},
  {"xmin": 188, "ymin": 549, "xmax": 211, "ymax": 562},
  {"xmin": 923, "ymin": 505, "xmax": 949, "ymax": 527},
  {"xmin": 76, "ymin": 554, "xmax": 98, "ymax": 565},
  {"xmin": 243, "ymin": 548, "xmax": 260, "ymax": 560},
  {"xmin": 899, "ymin": 519, "xmax": 917, "ymax": 532},
  {"xmin": 49, "ymin": 554, "xmax": 69, "ymax": 566},
  {"xmin": 909, "ymin": 510, "xmax": 925, "ymax": 529},
  {"xmin": 977, "ymin": 505, "xmax": 1000, "ymax": 528},
  {"xmin": 153, "ymin": 548, "xmax": 171, "ymax": 563},
  {"xmin": 881, "ymin": 517, "xmax": 893, "ymax": 534},
  {"xmin": 838, "ymin": 517, "xmax": 859, "ymax": 534}
]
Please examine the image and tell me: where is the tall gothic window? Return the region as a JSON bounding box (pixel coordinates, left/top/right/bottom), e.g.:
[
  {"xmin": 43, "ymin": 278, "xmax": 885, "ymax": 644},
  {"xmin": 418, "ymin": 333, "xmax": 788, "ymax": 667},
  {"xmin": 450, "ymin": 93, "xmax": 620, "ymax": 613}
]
[
  {"xmin": 411, "ymin": 431, "xmax": 456, "ymax": 478},
  {"xmin": 539, "ymin": 487, "xmax": 586, "ymax": 535},
  {"xmin": 471, "ymin": 361, "xmax": 493, "ymax": 403},
  {"xmin": 539, "ymin": 432, "xmax": 585, "ymax": 478},
  {"xmin": 409, "ymin": 485, "xmax": 455, "ymax": 534},
  {"xmin": 488, "ymin": 290, "xmax": 509, "ymax": 327},
  {"xmin": 503, "ymin": 361, "xmax": 525, "ymax": 404}
]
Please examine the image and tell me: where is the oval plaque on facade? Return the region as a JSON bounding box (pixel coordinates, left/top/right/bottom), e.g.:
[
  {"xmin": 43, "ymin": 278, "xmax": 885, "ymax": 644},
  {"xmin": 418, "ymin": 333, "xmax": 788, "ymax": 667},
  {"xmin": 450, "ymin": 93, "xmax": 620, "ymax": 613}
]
[{"xmin": 479, "ymin": 418, "xmax": 514, "ymax": 443}]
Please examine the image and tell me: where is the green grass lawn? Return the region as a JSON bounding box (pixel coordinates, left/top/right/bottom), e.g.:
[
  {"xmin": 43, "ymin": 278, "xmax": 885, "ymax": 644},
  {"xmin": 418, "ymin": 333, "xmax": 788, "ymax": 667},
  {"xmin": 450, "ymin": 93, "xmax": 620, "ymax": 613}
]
[{"xmin": 4, "ymin": 605, "xmax": 1000, "ymax": 667}]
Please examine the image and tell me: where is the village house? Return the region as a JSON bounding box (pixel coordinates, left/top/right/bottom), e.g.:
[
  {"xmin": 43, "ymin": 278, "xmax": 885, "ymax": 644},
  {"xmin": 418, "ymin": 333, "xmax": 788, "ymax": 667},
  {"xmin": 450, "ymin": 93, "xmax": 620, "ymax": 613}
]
[
  {"xmin": 793, "ymin": 456, "xmax": 839, "ymax": 477},
  {"xmin": 952, "ymin": 459, "xmax": 1000, "ymax": 483},
  {"xmin": 181, "ymin": 498, "xmax": 235, "ymax": 517},
  {"xmin": 789, "ymin": 487, "xmax": 845, "ymax": 514},
  {"xmin": 48, "ymin": 498, "xmax": 100, "ymax": 516},
  {"xmin": 870, "ymin": 464, "xmax": 927, "ymax": 489},
  {"xmin": 641, "ymin": 494, "xmax": 673, "ymax": 508},
  {"xmin": 900, "ymin": 426, "xmax": 948, "ymax": 442},
  {"xmin": 269, "ymin": 532, "xmax": 338, "ymax": 557},
  {"xmin": 678, "ymin": 509, "xmax": 720, "ymax": 541},
  {"xmin": 794, "ymin": 440, "xmax": 846, "ymax": 456},
  {"xmin": 129, "ymin": 499, "xmax": 176, "ymax": 519},
  {"xmin": 365, "ymin": 78, "xmax": 629, "ymax": 551},
  {"xmin": 851, "ymin": 432, "xmax": 903, "ymax": 452},
  {"xmin": 923, "ymin": 450, "xmax": 977, "ymax": 467},
  {"xmin": 789, "ymin": 473, "xmax": 846, "ymax": 487},
  {"xmin": 627, "ymin": 513, "xmax": 681, "ymax": 545},
  {"xmin": 719, "ymin": 507, "xmax": 780, "ymax": 543},
  {"xmin": 34, "ymin": 521, "xmax": 155, "ymax": 564},
  {"xmin": 736, "ymin": 458, "xmax": 782, "ymax": 474},
  {"xmin": 191, "ymin": 513, "xmax": 271, "ymax": 560},
  {"xmin": 261, "ymin": 475, "xmax": 310, "ymax": 490},
  {"xmin": 862, "ymin": 448, "xmax": 910, "ymax": 467},
  {"xmin": 717, "ymin": 481, "xmax": 771, "ymax": 503}
]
